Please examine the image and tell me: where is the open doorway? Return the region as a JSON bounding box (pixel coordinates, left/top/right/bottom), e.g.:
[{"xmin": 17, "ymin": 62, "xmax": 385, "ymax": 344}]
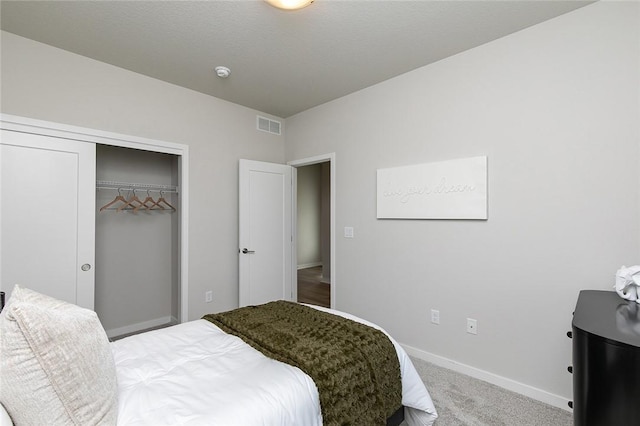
[
  {"xmin": 289, "ymin": 153, "xmax": 335, "ymax": 309},
  {"xmin": 296, "ymin": 163, "xmax": 330, "ymax": 307}
]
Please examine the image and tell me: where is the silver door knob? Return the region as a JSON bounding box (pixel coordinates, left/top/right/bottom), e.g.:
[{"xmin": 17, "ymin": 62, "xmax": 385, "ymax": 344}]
[
  {"xmin": 81, "ymin": 263, "xmax": 92, "ymax": 271},
  {"xmin": 241, "ymin": 248, "xmax": 255, "ymax": 254}
]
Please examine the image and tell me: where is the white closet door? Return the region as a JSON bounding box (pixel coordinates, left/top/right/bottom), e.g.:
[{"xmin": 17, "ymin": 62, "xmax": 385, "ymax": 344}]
[{"xmin": 0, "ymin": 130, "xmax": 95, "ymax": 309}]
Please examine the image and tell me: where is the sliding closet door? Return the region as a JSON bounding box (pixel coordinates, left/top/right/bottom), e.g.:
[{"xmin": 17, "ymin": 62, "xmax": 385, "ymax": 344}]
[{"xmin": 0, "ymin": 130, "xmax": 95, "ymax": 309}]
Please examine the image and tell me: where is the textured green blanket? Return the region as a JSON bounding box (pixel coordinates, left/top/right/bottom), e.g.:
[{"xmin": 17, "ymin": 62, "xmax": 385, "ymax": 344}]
[{"xmin": 203, "ymin": 301, "xmax": 402, "ymax": 426}]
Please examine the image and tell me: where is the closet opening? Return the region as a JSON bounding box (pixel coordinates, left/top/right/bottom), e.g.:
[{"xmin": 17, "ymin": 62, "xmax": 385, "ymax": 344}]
[{"xmin": 95, "ymin": 145, "xmax": 181, "ymax": 339}]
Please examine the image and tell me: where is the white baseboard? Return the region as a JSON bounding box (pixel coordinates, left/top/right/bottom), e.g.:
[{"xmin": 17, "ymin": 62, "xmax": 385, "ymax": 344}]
[
  {"xmin": 106, "ymin": 315, "xmax": 178, "ymax": 339},
  {"xmin": 401, "ymin": 343, "xmax": 572, "ymax": 412},
  {"xmin": 297, "ymin": 262, "xmax": 322, "ymax": 270}
]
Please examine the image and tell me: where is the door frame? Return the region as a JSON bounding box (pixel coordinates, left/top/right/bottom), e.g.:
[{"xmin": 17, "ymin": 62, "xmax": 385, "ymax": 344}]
[
  {"xmin": 288, "ymin": 153, "xmax": 336, "ymax": 309},
  {"xmin": 0, "ymin": 113, "xmax": 190, "ymax": 322}
]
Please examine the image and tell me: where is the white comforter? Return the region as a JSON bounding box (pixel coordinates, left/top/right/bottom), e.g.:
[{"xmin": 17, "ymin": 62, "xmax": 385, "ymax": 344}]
[{"xmin": 112, "ymin": 307, "xmax": 438, "ymax": 426}]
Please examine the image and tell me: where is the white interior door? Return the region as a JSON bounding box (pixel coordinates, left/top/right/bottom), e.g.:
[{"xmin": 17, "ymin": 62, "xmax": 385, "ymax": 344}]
[
  {"xmin": 239, "ymin": 159, "xmax": 292, "ymax": 307},
  {"xmin": 0, "ymin": 130, "xmax": 95, "ymax": 309}
]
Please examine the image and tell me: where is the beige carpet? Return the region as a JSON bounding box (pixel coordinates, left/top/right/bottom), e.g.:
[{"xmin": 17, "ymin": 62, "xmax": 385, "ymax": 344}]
[{"xmin": 406, "ymin": 357, "xmax": 573, "ymax": 426}]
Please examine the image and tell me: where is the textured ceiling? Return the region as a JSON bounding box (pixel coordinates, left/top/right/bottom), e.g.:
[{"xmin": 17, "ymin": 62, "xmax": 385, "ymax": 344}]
[{"xmin": 0, "ymin": 1, "xmax": 593, "ymax": 118}]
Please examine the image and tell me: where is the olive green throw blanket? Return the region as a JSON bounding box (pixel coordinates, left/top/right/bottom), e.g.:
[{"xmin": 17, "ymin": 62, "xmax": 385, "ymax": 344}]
[{"xmin": 203, "ymin": 301, "xmax": 402, "ymax": 425}]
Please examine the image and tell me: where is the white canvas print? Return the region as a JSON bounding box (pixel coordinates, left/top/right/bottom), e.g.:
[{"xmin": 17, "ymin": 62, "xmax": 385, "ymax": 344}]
[{"xmin": 377, "ymin": 156, "xmax": 487, "ymax": 220}]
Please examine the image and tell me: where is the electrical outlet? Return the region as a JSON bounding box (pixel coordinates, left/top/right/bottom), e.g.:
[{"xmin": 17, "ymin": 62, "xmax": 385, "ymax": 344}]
[
  {"xmin": 431, "ymin": 309, "xmax": 440, "ymax": 325},
  {"xmin": 205, "ymin": 291, "xmax": 213, "ymax": 303},
  {"xmin": 344, "ymin": 227, "xmax": 354, "ymax": 238},
  {"xmin": 467, "ymin": 318, "xmax": 478, "ymax": 335}
]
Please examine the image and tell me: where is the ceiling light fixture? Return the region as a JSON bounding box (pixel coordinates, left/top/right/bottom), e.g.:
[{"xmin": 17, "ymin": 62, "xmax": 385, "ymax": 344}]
[
  {"xmin": 214, "ymin": 66, "xmax": 231, "ymax": 78},
  {"xmin": 265, "ymin": 0, "xmax": 314, "ymax": 11}
]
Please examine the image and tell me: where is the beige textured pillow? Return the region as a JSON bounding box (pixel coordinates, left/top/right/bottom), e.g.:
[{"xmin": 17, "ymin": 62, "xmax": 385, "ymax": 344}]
[{"xmin": 0, "ymin": 285, "xmax": 118, "ymax": 425}]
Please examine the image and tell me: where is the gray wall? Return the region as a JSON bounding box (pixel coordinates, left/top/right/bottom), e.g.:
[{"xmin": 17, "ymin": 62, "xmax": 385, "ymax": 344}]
[
  {"xmin": 296, "ymin": 164, "xmax": 322, "ymax": 268},
  {"xmin": 284, "ymin": 1, "xmax": 639, "ymax": 401},
  {"xmin": 1, "ymin": 31, "xmax": 286, "ymax": 319}
]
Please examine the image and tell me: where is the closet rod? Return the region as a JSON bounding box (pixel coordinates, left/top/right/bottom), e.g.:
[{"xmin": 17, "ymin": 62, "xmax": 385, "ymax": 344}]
[{"xmin": 96, "ymin": 180, "xmax": 179, "ymax": 193}]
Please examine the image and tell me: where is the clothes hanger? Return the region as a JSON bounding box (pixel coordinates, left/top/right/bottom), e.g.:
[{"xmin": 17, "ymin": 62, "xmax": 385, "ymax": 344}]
[
  {"xmin": 149, "ymin": 191, "xmax": 166, "ymax": 210},
  {"xmin": 132, "ymin": 189, "xmax": 153, "ymax": 213},
  {"xmin": 155, "ymin": 190, "xmax": 176, "ymax": 211},
  {"xmin": 99, "ymin": 188, "xmax": 128, "ymax": 212},
  {"xmin": 117, "ymin": 189, "xmax": 146, "ymax": 213},
  {"xmin": 140, "ymin": 190, "xmax": 156, "ymax": 211}
]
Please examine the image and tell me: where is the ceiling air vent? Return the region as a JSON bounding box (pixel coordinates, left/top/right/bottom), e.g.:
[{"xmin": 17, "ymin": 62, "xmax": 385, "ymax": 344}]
[{"xmin": 257, "ymin": 115, "xmax": 281, "ymax": 135}]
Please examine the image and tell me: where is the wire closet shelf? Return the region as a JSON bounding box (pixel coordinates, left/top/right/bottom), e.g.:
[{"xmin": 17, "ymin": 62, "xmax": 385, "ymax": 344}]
[
  {"xmin": 96, "ymin": 180, "xmax": 178, "ymax": 212},
  {"xmin": 96, "ymin": 180, "xmax": 179, "ymax": 194}
]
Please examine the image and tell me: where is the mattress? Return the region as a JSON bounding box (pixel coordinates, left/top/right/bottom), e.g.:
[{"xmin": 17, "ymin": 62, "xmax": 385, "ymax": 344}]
[{"xmin": 111, "ymin": 306, "xmax": 438, "ymax": 426}]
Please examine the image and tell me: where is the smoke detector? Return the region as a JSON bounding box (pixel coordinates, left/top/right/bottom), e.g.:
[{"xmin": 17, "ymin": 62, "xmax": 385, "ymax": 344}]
[{"xmin": 215, "ymin": 66, "xmax": 231, "ymax": 78}]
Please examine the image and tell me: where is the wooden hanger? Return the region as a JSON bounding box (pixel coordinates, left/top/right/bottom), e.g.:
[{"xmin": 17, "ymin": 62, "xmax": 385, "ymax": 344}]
[
  {"xmin": 149, "ymin": 190, "xmax": 176, "ymax": 211},
  {"xmin": 140, "ymin": 190, "xmax": 156, "ymax": 211},
  {"xmin": 99, "ymin": 188, "xmax": 128, "ymax": 211},
  {"xmin": 117, "ymin": 189, "xmax": 146, "ymax": 213},
  {"xmin": 149, "ymin": 192, "xmax": 165, "ymax": 210}
]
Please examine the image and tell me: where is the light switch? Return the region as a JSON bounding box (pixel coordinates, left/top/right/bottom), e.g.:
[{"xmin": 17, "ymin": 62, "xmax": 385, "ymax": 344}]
[{"xmin": 344, "ymin": 226, "xmax": 354, "ymax": 238}]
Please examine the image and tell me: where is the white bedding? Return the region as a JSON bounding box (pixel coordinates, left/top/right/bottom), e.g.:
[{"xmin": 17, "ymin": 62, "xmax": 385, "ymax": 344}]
[{"xmin": 112, "ymin": 307, "xmax": 438, "ymax": 426}]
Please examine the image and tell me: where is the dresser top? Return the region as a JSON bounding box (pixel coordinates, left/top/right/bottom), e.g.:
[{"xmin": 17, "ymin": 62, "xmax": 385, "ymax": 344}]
[{"xmin": 573, "ymin": 290, "xmax": 640, "ymax": 348}]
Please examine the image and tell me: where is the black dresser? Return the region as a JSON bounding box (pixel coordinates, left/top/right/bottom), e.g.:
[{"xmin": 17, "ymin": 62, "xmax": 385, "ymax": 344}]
[{"xmin": 571, "ymin": 290, "xmax": 640, "ymax": 426}]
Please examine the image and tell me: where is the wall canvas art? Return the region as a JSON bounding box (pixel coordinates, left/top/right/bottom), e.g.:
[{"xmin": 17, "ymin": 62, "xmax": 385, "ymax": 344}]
[{"xmin": 377, "ymin": 156, "xmax": 487, "ymax": 220}]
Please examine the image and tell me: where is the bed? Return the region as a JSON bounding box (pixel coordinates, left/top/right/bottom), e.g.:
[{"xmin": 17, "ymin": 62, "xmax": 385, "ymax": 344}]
[{"xmin": 0, "ymin": 286, "xmax": 438, "ymax": 426}]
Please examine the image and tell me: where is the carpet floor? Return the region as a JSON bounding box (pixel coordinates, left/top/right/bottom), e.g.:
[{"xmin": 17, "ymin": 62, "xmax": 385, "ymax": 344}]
[{"xmin": 405, "ymin": 357, "xmax": 573, "ymax": 426}]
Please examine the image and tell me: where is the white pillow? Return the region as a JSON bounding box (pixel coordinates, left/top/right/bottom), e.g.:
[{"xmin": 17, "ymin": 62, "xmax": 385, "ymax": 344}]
[{"xmin": 0, "ymin": 285, "xmax": 118, "ymax": 425}]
